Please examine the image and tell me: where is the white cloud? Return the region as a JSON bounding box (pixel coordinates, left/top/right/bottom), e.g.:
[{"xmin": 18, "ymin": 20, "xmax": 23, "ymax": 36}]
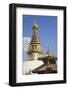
[{"xmin": 23, "ymin": 37, "xmax": 31, "ymax": 51}]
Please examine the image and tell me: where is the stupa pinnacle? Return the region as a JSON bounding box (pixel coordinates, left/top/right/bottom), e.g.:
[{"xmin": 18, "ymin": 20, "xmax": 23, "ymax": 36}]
[{"xmin": 27, "ymin": 17, "xmax": 43, "ymax": 60}]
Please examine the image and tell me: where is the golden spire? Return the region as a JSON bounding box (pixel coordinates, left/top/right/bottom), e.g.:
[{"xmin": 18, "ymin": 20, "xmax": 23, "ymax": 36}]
[
  {"xmin": 27, "ymin": 16, "xmax": 42, "ymax": 55},
  {"xmin": 31, "ymin": 16, "xmax": 40, "ymax": 43}
]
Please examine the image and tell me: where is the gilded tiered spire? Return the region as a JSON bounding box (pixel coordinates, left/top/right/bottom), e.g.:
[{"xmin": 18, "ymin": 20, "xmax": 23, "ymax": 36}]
[
  {"xmin": 27, "ymin": 16, "xmax": 42, "ymax": 60},
  {"xmin": 31, "ymin": 23, "xmax": 39, "ymax": 43}
]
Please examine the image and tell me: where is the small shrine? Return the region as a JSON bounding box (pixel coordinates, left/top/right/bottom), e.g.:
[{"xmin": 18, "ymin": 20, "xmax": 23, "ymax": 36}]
[{"xmin": 32, "ymin": 49, "xmax": 57, "ymax": 74}]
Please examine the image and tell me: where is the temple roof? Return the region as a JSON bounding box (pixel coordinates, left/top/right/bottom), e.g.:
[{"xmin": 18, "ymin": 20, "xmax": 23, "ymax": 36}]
[
  {"xmin": 38, "ymin": 49, "xmax": 57, "ymax": 61},
  {"xmin": 32, "ymin": 64, "xmax": 57, "ymax": 74}
]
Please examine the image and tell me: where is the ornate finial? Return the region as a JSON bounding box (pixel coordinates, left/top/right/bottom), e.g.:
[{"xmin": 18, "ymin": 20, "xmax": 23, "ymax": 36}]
[
  {"xmin": 32, "ymin": 16, "xmax": 38, "ymax": 30},
  {"xmin": 46, "ymin": 43, "xmax": 49, "ymax": 51},
  {"xmin": 47, "ymin": 45, "xmax": 52, "ymax": 56},
  {"xmin": 34, "ymin": 16, "xmax": 37, "ymax": 24},
  {"xmin": 48, "ymin": 45, "xmax": 50, "ymax": 52}
]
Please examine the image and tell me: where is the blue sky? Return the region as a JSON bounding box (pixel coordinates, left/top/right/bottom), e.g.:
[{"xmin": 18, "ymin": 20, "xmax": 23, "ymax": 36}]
[{"xmin": 23, "ymin": 15, "xmax": 57, "ymax": 60}]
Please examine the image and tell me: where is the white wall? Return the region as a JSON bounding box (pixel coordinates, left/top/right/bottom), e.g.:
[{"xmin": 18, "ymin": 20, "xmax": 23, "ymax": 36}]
[{"xmin": 0, "ymin": 0, "xmax": 68, "ymax": 89}]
